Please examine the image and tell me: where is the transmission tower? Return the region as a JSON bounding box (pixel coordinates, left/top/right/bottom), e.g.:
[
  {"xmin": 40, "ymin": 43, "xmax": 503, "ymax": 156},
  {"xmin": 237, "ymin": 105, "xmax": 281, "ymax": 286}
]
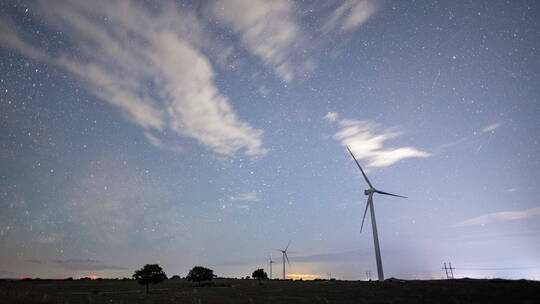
[{"xmin": 442, "ymin": 262, "xmax": 455, "ymax": 279}]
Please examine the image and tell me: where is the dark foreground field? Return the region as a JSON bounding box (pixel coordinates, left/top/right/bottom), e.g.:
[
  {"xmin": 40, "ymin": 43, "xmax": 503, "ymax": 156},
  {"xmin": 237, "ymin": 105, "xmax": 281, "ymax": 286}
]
[{"xmin": 1, "ymin": 278, "xmax": 539, "ymax": 304}]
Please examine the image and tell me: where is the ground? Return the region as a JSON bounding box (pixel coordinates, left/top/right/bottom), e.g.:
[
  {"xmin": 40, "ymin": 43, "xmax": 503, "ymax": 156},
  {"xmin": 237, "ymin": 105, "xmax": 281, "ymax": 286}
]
[{"xmin": 0, "ymin": 278, "xmax": 539, "ymax": 303}]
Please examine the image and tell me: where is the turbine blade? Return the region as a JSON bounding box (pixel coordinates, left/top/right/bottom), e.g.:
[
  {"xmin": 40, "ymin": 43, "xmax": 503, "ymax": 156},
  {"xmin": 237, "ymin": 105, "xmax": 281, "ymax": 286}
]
[
  {"xmin": 360, "ymin": 195, "xmax": 371, "ymax": 233},
  {"xmin": 375, "ymin": 190, "xmax": 407, "ymax": 198},
  {"xmin": 285, "ymin": 252, "xmax": 291, "ymax": 266},
  {"xmin": 346, "ymin": 146, "xmax": 373, "ymax": 188},
  {"xmin": 285, "ymin": 240, "xmax": 291, "ymax": 251}
]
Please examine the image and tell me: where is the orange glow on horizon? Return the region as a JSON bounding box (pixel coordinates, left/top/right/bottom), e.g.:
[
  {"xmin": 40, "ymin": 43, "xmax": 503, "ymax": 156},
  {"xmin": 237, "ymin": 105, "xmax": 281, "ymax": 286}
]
[
  {"xmin": 287, "ymin": 274, "xmax": 322, "ymax": 280},
  {"xmin": 81, "ymin": 275, "xmax": 100, "ymax": 279}
]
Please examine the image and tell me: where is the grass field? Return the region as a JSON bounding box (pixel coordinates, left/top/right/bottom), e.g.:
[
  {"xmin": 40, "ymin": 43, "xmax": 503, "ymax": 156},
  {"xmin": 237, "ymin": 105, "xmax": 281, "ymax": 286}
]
[{"xmin": 1, "ymin": 278, "xmax": 539, "ymax": 303}]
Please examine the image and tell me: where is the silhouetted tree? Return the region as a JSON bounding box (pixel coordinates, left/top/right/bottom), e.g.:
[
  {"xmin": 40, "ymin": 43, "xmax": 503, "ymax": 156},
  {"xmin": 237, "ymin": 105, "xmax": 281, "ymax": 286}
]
[
  {"xmin": 170, "ymin": 275, "xmax": 181, "ymax": 280},
  {"xmin": 133, "ymin": 264, "xmax": 167, "ymax": 294},
  {"xmin": 252, "ymin": 269, "xmax": 268, "ymax": 280},
  {"xmin": 186, "ymin": 266, "xmax": 214, "ymax": 285}
]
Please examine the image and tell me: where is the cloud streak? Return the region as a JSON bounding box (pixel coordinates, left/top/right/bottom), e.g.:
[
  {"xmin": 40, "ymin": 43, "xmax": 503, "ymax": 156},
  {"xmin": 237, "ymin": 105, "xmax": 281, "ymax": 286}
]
[
  {"xmin": 229, "ymin": 192, "xmax": 260, "ymax": 210},
  {"xmin": 208, "ymin": 0, "xmax": 312, "ymax": 82},
  {"xmin": 454, "ymin": 207, "xmax": 540, "ymax": 227},
  {"xmin": 482, "ymin": 122, "xmax": 502, "ymax": 133},
  {"xmin": 324, "ymin": 0, "xmax": 382, "ymax": 32},
  {"xmin": 290, "ymin": 250, "xmax": 370, "ymax": 263},
  {"xmin": 0, "ymin": 0, "xmax": 266, "ymax": 157},
  {"xmin": 54, "ymin": 259, "xmax": 128, "ymax": 271},
  {"xmin": 326, "ymin": 112, "xmax": 430, "ymax": 167},
  {"xmin": 25, "ymin": 259, "xmax": 46, "ymax": 265},
  {"xmin": 144, "ymin": 133, "xmax": 183, "ymax": 153},
  {"xmin": 230, "ymin": 192, "xmax": 260, "ymax": 202}
]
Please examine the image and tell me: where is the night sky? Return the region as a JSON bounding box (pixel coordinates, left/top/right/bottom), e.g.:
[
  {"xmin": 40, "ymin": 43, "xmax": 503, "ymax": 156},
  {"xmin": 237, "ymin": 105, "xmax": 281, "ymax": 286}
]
[{"xmin": 1, "ymin": 0, "xmax": 539, "ymax": 280}]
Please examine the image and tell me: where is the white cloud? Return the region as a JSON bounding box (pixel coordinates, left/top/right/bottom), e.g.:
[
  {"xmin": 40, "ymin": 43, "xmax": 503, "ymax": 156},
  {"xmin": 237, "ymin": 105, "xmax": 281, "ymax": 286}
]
[
  {"xmin": 228, "ymin": 192, "xmax": 260, "ymax": 211},
  {"xmin": 208, "ymin": 0, "xmax": 311, "ymax": 82},
  {"xmin": 454, "ymin": 207, "xmax": 540, "ymax": 227},
  {"xmin": 324, "ymin": 0, "xmax": 382, "ymax": 32},
  {"xmin": 327, "ymin": 114, "xmax": 430, "ymax": 167},
  {"xmin": 144, "ymin": 133, "xmax": 182, "ymax": 153},
  {"xmin": 0, "ymin": 0, "xmax": 266, "ymax": 157},
  {"xmin": 230, "ymin": 192, "xmax": 260, "ymax": 202},
  {"xmin": 0, "ymin": 12, "xmax": 50, "ymax": 62},
  {"xmin": 482, "ymin": 122, "xmax": 502, "ymax": 133},
  {"xmin": 324, "ymin": 112, "xmax": 339, "ymax": 122}
]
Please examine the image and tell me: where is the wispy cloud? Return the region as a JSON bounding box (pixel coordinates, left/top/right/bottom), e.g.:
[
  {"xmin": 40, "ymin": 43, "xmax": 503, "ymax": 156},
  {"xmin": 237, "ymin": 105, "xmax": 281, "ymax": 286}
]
[
  {"xmin": 0, "ymin": 0, "xmax": 266, "ymax": 157},
  {"xmin": 0, "ymin": 270, "xmax": 17, "ymax": 278},
  {"xmin": 323, "ymin": 0, "xmax": 383, "ymax": 32},
  {"xmin": 208, "ymin": 0, "xmax": 312, "ymax": 82},
  {"xmin": 434, "ymin": 121, "xmax": 503, "ymax": 153},
  {"xmin": 324, "ymin": 111, "xmax": 339, "ymax": 122},
  {"xmin": 325, "ymin": 112, "xmax": 430, "ymax": 167},
  {"xmin": 228, "ymin": 192, "xmax": 260, "ymax": 210},
  {"xmin": 230, "ymin": 192, "xmax": 260, "ymax": 202},
  {"xmin": 62, "ymin": 155, "xmax": 181, "ymax": 246},
  {"xmin": 291, "ymin": 249, "xmax": 369, "ymax": 263},
  {"xmin": 454, "ymin": 207, "xmax": 540, "ymax": 227},
  {"xmin": 144, "ymin": 133, "xmax": 182, "ymax": 153},
  {"xmin": 25, "ymin": 259, "xmax": 46, "ymax": 265},
  {"xmin": 482, "ymin": 122, "xmax": 502, "ymax": 133},
  {"xmin": 54, "ymin": 259, "xmax": 128, "ymax": 271}
]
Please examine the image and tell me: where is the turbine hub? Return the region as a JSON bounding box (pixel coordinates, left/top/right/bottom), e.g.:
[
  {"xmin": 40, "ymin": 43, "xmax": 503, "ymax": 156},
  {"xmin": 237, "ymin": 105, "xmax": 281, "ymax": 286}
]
[{"xmin": 364, "ymin": 189, "xmax": 374, "ymax": 195}]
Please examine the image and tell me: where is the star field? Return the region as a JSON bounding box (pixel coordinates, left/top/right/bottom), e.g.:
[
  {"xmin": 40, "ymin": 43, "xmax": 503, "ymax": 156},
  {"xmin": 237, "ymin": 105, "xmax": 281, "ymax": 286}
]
[{"xmin": 1, "ymin": 0, "xmax": 539, "ymax": 280}]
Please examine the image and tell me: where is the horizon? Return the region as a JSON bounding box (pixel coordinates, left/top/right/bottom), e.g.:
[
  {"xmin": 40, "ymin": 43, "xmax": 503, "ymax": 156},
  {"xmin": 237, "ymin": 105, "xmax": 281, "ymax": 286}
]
[{"xmin": 1, "ymin": 0, "xmax": 539, "ymax": 281}]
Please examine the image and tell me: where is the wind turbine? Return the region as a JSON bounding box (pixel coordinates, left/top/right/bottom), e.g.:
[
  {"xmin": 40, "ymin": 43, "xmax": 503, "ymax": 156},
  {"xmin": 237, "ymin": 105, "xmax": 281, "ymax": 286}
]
[
  {"xmin": 275, "ymin": 241, "xmax": 291, "ymax": 279},
  {"xmin": 346, "ymin": 146, "xmax": 407, "ymax": 281},
  {"xmin": 269, "ymin": 254, "xmax": 275, "ymax": 279}
]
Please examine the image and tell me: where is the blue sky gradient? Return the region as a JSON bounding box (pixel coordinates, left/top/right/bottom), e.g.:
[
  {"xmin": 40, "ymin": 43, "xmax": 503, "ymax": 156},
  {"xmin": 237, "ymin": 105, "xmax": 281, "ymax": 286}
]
[{"xmin": 1, "ymin": 0, "xmax": 539, "ymax": 280}]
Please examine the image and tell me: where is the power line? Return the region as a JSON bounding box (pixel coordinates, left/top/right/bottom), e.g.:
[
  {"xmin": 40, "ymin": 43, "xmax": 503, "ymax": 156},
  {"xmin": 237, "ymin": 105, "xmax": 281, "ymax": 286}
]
[
  {"xmin": 381, "ymin": 264, "xmax": 540, "ymax": 280},
  {"xmin": 456, "ymin": 266, "xmax": 540, "ymax": 271}
]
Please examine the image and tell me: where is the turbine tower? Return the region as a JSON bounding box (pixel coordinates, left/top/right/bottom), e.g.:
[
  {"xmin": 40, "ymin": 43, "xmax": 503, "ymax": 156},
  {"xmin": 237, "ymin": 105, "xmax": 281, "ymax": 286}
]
[
  {"xmin": 276, "ymin": 241, "xmax": 291, "ymax": 279},
  {"xmin": 269, "ymin": 254, "xmax": 275, "ymax": 279},
  {"xmin": 346, "ymin": 146, "xmax": 407, "ymax": 281}
]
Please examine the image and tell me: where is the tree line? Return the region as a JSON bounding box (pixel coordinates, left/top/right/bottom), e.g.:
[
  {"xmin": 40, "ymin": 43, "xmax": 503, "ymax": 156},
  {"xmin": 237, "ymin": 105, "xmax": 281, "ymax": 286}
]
[{"xmin": 133, "ymin": 264, "xmax": 268, "ymax": 294}]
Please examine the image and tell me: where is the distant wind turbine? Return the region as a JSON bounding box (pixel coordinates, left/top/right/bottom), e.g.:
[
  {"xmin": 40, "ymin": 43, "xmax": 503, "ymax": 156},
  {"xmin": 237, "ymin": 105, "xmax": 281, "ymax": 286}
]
[
  {"xmin": 346, "ymin": 146, "xmax": 407, "ymax": 281},
  {"xmin": 269, "ymin": 254, "xmax": 275, "ymax": 279},
  {"xmin": 275, "ymin": 241, "xmax": 291, "ymax": 279}
]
